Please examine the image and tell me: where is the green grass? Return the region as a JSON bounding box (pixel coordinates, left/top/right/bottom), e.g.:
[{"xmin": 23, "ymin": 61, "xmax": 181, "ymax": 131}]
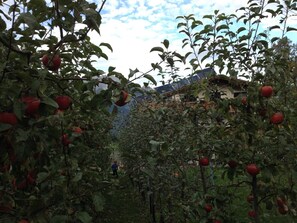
[{"xmin": 99, "ymin": 174, "xmax": 149, "ymax": 223}]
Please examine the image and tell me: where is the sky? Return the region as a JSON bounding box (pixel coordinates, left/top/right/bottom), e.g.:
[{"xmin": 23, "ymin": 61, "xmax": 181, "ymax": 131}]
[
  {"xmin": 91, "ymin": 0, "xmax": 250, "ymax": 84},
  {"xmin": 85, "ymin": 0, "xmax": 297, "ymax": 86}
]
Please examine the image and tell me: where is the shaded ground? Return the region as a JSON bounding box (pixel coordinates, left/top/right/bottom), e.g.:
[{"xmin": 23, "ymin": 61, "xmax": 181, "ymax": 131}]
[{"xmin": 100, "ymin": 174, "xmax": 149, "ymax": 223}]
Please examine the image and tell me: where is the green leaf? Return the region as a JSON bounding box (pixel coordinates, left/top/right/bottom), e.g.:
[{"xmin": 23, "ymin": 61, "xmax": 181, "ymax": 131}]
[
  {"xmin": 0, "ymin": 16, "xmax": 6, "ymax": 31},
  {"xmin": 128, "ymin": 68, "xmax": 139, "ymax": 78},
  {"xmin": 0, "ymin": 124, "xmax": 13, "ymax": 132},
  {"xmin": 100, "ymin": 42, "xmax": 113, "ymax": 52},
  {"xmin": 77, "ymin": 212, "xmax": 92, "ymax": 223},
  {"xmin": 269, "ymin": 25, "xmax": 280, "ymax": 31},
  {"xmin": 203, "ymin": 15, "xmax": 213, "ymax": 20},
  {"xmin": 144, "ymin": 74, "xmax": 157, "ymax": 86},
  {"xmin": 271, "ymin": 37, "xmax": 279, "ymax": 43},
  {"xmin": 17, "ymin": 12, "xmax": 40, "ymax": 30},
  {"xmin": 73, "ymin": 172, "xmax": 83, "ymax": 182},
  {"xmin": 287, "ymin": 26, "xmax": 297, "ymax": 32},
  {"xmin": 108, "ymin": 66, "xmax": 116, "ymax": 73},
  {"xmin": 167, "ymin": 57, "xmax": 174, "ymax": 67},
  {"xmin": 216, "ymin": 24, "xmax": 229, "ymax": 32},
  {"xmin": 173, "ymin": 52, "xmax": 185, "ymax": 63},
  {"xmin": 50, "ymin": 215, "xmax": 68, "ymax": 223},
  {"xmin": 41, "ymin": 97, "xmax": 58, "ymax": 108},
  {"xmin": 150, "ymin": 47, "xmax": 164, "ymax": 53},
  {"xmin": 163, "ymin": 39, "xmax": 169, "ymax": 49},
  {"xmin": 237, "ymin": 27, "xmax": 246, "ymax": 34},
  {"xmin": 93, "ymin": 193, "xmax": 105, "ymax": 212}
]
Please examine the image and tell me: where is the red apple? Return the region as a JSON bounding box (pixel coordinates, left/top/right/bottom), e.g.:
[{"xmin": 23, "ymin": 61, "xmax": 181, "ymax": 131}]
[
  {"xmin": 199, "ymin": 157, "xmax": 209, "ymax": 166},
  {"xmin": 72, "ymin": 127, "xmax": 82, "ymax": 134},
  {"xmin": 246, "ymin": 164, "xmax": 260, "ymax": 176},
  {"xmin": 26, "ymin": 171, "xmax": 36, "ymax": 185},
  {"xmin": 260, "ymin": 86, "xmax": 273, "ymax": 98},
  {"xmin": 270, "ymin": 112, "xmax": 284, "ymax": 124},
  {"xmin": 0, "ymin": 112, "xmax": 18, "ymax": 125},
  {"xmin": 213, "ymin": 220, "xmax": 222, "ymax": 223},
  {"xmin": 21, "ymin": 96, "xmax": 41, "ymax": 115},
  {"xmin": 204, "ymin": 204, "xmax": 212, "ymax": 212},
  {"xmin": 248, "ymin": 210, "xmax": 256, "ymax": 218},
  {"xmin": 115, "ymin": 90, "xmax": 129, "ymax": 106},
  {"xmin": 61, "ymin": 134, "xmax": 71, "ymax": 146},
  {"xmin": 0, "ymin": 204, "xmax": 13, "ymax": 213},
  {"xmin": 19, "ymin": 220, "xmax": 29, "ymax": 223},
  {"xmin": 276, "ymin": 197, "xmax": 285, "ymax": 207},
  {"xmin": 241, "ymin": 96, "xmax": 247, "ymax": 105},
  {"xmin": 227, "ymin": 160, "xmax": 238, "ymax": 168},
  {"xmin": 247, "ymin": 194, "xmax": 254, "ymax": 203},
  {"xmin": 17, "ymin": 179, "xmax": 27, "ymax": 190},
  {"xmin": 278, "ymin": 206, "xmax": 288, "ymax": 215},
  {"xmin": 42, "ymin": 54, "xmax": 61, "ymax": 71},
  {"xmin": 55, "ymin": 96, "xmax": 72, "ymax": 110}
]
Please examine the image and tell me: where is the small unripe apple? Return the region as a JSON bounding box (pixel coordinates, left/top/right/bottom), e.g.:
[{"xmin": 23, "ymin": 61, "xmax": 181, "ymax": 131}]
[
  {"xmin": 21, "ymin": 96, "xmax": 41, "ymax": 115},
  {"xmin": 260, "ymin": 85, "xmax": 273, "ymax": 98},
  {"xmin": 42, "ymin": 54, "xmax": 61, "ymax": 71},
  {"xmin": 246, "ymin": 164, "xmax": 260, "ymax": 176},
  {"xmin": 270, "ymin": 112, "xmax": 284, "ymax": 124},
  {"xmin": 0, "ymin": 112, "xmax": 18, "ymax": 125},
  {"xmin": 55, "ymin": 96, "xmax": 72, "ymax": 110},
  {"xmin": 199, "ymin": 157, "xmax": 209, "ymax": 166}
]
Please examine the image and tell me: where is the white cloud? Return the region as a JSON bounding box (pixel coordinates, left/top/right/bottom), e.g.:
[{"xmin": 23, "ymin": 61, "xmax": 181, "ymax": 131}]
[{"xmin": 91, "ymin": 0, "xmax": 297, "ymax": 85}]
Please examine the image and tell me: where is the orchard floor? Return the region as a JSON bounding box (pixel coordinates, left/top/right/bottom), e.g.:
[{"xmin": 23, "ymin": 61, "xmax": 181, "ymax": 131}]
[{"xmin": 99, "ymin": 173, "xmax": 149, "ymax": 223}]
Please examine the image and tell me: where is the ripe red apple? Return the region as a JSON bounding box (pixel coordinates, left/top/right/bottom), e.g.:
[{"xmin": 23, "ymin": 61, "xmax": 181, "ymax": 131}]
[
  {"xmin": 61, "ymin": 134, "xmax": 71, "ymax": 146},
  {"xmin": 0, "ymin": 112, "xmax": 18, "ymax": 125},
  {"xmin": 204, "ymin": 204, "xmax": 212, "ymax": 212},
  {"xmin": 42, "ymin": 54, "xmax": 61, "ymax": 71},
  {"xmin": 247, "ymin": 194, "xmax": 254, "ymax": 203},
  {"xmin": 246, "ymin": 164, "xmax": 260, "ymax": 176},
  {"xmin": 241, "ymin": 96, "xmax": 247, "ymax": 105},
  {"xmin": 115, "ymin": 90, "xmax": 129, "ymax": 106},
  {"xmin": 260, "ymin": 85, "xmax": 273, "ymax": 98},
  {"xmin": 18, "ymin": 220, "xmax": 29, "ymax": 223},
  {"xmin": 270, "ymin": 112, "xmax": 284, "ymax": 124},
  {"xmin": 213, "ymin": 220, "xmax": 221, "ymax": 223},
  {"xmin": 21, "ymin": 96, "xmax": 41, "ymax": 115},
  {"xmin": 199, "ymin": 157, "xmax": 209, "ymax": 166},
  {"xmin": 55, "ymin": 96, "xmax": 72, "ymax": 110},
  {"xmin": 276, "ymin": 197, "xmax": 285, "ymax": 207},
  {"xmin": 0, "ymin": 204, "xmax": 13, "ymax": 213},
  {"xmin": 248, "ymin": 210, "xmax": 256, "ymax": 218},
  {"xmin": 278, "ymin": 206, "xmax": 288, "ymax": 215},
  {"xmin": 72, "ymin": 127, "xmax": 82, "ymax": 134},
  {"xmin": 26, "ymin": 171, "xmax": 36, "ymax": 185},
  {"xmin": 227, "ymin": 160, "xmax": 238, "ymax": 168},
  {"xmin": 16, "ymin": 179, "xmax": 27, "ymax": 190}
]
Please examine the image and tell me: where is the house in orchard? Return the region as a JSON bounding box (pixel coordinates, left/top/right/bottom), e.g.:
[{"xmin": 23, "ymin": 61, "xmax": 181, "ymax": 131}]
[{"xmin": 153, "ymin": 68, "xmax": 248, "ymax": 105}]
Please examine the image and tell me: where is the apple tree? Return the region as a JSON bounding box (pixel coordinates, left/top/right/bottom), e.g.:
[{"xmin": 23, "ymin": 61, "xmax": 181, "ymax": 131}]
[
  {"xmin": 0, "ymin": 0, "xmax": 142, "ymax": 222},
  {"xmin": 118, "ymin": 0, "xmax": 297, "ymax": 222}
]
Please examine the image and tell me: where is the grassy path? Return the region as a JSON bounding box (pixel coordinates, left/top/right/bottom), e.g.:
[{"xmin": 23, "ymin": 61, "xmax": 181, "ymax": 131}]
[{"xmin": 100, "ymin": 174, "xmax": 149, "ymax": 223}]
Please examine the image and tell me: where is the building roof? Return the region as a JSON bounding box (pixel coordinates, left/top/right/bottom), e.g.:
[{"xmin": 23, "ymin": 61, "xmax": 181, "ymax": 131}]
[{"xmin": 154, "ymin": 68, "xmax": 214, "ymax": 95}]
